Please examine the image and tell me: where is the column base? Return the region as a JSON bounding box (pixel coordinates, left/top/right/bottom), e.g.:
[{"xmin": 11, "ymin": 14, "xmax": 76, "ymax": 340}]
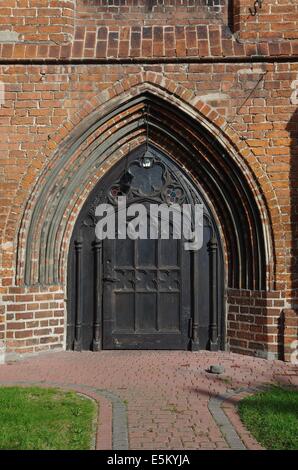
[
  {"xmin": 209, "ymin": 340, "xmax": 219, "ymax": 351},
  {"xmin": 73, "ymin": 339, "xmax": 82, "ymax": 352},
  {"xmin": 92, "ymin": 339, "xmax": 102, "ymax": 351},
  {"xmin": 190, "ymin": 339, "xmax": 200, "ymax": 351}
]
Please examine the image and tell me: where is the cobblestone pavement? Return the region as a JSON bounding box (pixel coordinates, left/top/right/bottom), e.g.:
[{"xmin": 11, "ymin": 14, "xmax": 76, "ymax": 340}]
[{"xmin": 0, "ymin": 351, "xmax": 297, "ymax": 450}]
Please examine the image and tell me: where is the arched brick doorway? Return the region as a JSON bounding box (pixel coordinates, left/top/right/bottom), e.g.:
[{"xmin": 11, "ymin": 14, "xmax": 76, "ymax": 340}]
[{"xmin": 16, "ymin": 86, "xmax": 270, "ymax": 357}]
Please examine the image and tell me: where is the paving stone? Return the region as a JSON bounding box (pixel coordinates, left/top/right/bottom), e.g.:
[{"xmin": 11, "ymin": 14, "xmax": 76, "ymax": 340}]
[{"xmin": 0, "ymin": 350, "xmax": 296, "ymax": 450}]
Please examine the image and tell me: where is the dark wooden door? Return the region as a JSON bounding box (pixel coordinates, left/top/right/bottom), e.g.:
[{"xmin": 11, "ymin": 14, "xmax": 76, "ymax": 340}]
[
  {"xmin": 102, "ymin": 233, "xmax": 191, "ymax": 349},
  {"xmin": 67, "ymin": 145, "xmax": 224, "ymax": 351}
]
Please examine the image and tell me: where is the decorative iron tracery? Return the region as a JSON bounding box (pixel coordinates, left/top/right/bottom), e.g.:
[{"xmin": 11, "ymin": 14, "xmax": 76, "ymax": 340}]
[{"xmin": 81, "ymin": 148, "xmax": 211, "ymax": 234}]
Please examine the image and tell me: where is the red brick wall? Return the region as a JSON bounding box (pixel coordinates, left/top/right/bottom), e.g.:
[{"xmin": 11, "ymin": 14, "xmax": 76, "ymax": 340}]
[
  {"xmin": 77, "ymin": 0, "xmax": 228, "ymax": 24},
  {"xmin": 0, "ymin": 0, "xmax": 297, "ymax": 59},
  {"xmin": 233, "ymin": 0, "xmax": 298, "ymax": 40},
  {"xmin": 0, "ymin": 0, "xmax": 298, "ymax": 359},
  {"xmin": 0, "ymin": 1, "xmax": 75, "ymax": 45},
  {"xmin": 4, "ymin": 287, "xmax": 64, "ymax": 353},
  {"xmin": 227, "ymin": 289, "xmax": 285, "ymax": 359},
  {"xmin": 283, "ymin": 309, "xmax": 298, "ymax": 362}
]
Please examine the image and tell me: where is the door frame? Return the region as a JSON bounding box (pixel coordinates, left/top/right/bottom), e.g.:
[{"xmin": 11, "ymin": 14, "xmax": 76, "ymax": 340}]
[{"xmin": 66, "ymin": 144, "xmax": 226, "ymax": 352}]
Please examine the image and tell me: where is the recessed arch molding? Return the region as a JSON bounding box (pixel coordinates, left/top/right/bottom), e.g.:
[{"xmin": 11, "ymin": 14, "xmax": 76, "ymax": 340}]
[{"xmin": 18, "ymin": 87, "xmax": 271, "ymax": 291}]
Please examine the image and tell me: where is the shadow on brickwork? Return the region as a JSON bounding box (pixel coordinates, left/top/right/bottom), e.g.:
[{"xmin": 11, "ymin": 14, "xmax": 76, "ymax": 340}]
[
  {"xmin": 286, "ymin": 108, "xmax": 298, "ymax": 360},
  {"xmin": 288, "ymin": 109, "xmax": 298, "ymax": 301}
]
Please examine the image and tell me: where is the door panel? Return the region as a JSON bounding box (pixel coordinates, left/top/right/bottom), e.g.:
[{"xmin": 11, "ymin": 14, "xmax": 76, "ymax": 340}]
[{"xmin": 102, "ymin": 235, "xmax": 190, "ymax": 349}]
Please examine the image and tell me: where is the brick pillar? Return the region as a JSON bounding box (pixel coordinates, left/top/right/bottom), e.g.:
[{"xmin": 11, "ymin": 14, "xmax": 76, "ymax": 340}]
[{"xmin": 283, "ymin": 309, "xmax": 298, "ymax": 363}]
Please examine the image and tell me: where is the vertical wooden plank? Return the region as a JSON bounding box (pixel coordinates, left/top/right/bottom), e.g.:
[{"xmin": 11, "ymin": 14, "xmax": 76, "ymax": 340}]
[
  {"xmin": 74, "ymin": 237, "xmax": 83, "ymax": 351},
  {"xmin": 191, "ymin": 249, "xmax": 200, "ymax": 351},
  {"xmin": 208, "ymin": 233, "xmax": 219, "ymax": 351}
]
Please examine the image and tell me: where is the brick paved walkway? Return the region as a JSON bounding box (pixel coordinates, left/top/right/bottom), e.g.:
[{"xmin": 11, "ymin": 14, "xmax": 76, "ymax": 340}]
[{"xmin": 0, "ymin": 351, "xmax": 297, "ymax": 450}]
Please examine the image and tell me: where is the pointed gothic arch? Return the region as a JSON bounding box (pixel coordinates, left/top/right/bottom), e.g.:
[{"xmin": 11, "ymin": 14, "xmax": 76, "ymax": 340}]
[{"xmin": 16, "ymin": 82, "xmax": 272, "ymax": 294}]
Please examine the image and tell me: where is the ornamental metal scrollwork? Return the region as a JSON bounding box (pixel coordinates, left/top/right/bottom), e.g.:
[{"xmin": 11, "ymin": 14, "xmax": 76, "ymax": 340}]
[
  {"xmin": 106, "ymin": 154, "xmax": 186, "ymax": 206},
  {"xmin": 81, "ymin": 150, "xmax": 215, "ymax": 233}
]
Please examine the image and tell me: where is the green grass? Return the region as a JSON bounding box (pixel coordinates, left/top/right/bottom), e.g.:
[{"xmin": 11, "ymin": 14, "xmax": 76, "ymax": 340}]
[
  {"xmin": 238, "ymin": 386, "xmax": 298, "ymax": 450},
  {"xmin": 0, "ymin": 386, "xmax": 97, "ymax": 450}
]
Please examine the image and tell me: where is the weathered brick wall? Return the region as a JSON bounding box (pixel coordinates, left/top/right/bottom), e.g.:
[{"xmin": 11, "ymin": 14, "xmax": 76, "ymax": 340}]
[
  {"xmin": 77, "ymin": 0, "xmax": 228, "ymax": 24},
  {"xmin": 0, "ymin": 1, "xmax": 75, "ymax": 45},
  {"xmin": 0, "ymin": 0, "xmax": 297, "ymax": 58},
  {"xmin": 233, "ymin": 0, "xmax": 298, "ymax": 40},
  {"xmin": 283, "ymin": 309, "xmax": 298, "ymax": 362},
  {"xmin": 4, "ymin": 287, "xmax": 64, "ymax": 353},
  {"xmin": 0, "ymin": 0, "xmax": 298, "ymax": 359},
  {"xmin": 227, "ymin": 289, "xmax": 285, "ymax": 359}
]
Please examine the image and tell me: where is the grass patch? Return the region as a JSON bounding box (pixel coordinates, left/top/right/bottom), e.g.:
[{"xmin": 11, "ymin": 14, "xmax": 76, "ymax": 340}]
[
  {"xmin": 238, "ymin": 385, "xmax": 298, "ymax": 450},
  {"xmin": 0, "ymin": 386, "xmax": 97, "ymax": 450}
]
